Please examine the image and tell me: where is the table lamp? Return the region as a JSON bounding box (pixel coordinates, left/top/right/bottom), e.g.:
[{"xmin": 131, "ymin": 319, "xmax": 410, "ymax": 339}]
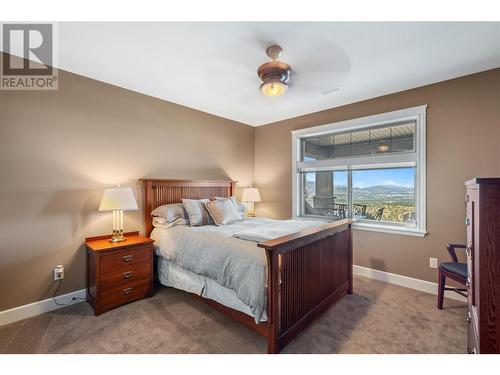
[
  {"xmin": 241, "ymin": 188, "xmax": 261, "ymax": 218},
  {"xmin": 98, "ymin": 186, "xmax": 139, "ymax": 243}
]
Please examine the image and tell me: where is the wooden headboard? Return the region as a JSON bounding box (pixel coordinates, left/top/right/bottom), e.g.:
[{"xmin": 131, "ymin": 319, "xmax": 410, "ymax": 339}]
[{"xmin": 140, "ymin": 179, "xmax": 236, "ymax": 236}]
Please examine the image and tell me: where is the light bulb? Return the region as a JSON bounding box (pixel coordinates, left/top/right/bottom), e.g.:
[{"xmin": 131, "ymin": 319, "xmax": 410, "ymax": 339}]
[
  {"xmin": 260, "ymin": 81, "xmax": 287, "ymax": 97},
  {"xmin": 377, "ymin": 144, "xmax": 390, "ymax": 152}
]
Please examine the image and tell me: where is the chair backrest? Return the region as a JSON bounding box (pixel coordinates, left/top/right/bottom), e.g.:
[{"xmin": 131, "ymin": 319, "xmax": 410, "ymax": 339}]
[
  {"xmin": 374, "ymin": 207, "xmax": 385, "ymax": 220},
  {"xmin": 353, "ymin": 204, "xmax": 367, "ymax": 216},
  {"xmin": 446, "ymin": 243, "xmax": 467, "ymax": 263},
  {"xmin": 305, "ymin": 201, "xmax": 323, "ymax": 215}
]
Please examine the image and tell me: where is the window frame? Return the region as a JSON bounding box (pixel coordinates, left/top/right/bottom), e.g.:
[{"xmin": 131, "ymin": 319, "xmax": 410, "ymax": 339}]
[{"xmin": 292, "ymin": 105, "xmax": 427, "ymax": 237}]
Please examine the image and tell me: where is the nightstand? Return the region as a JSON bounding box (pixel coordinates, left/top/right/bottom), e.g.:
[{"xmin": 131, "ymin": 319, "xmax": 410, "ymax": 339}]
[{"xmin": 85, "ymin": 231, "xmax": 154, "ymax": 316}]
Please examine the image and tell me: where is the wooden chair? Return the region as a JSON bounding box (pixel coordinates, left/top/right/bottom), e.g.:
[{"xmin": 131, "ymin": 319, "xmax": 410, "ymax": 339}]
[
  {"xmin": 372, "ymin": 207, "xmax": 385, "ymax": 220},
  {"xmin": 437, "ymin": 243, "xmax": 468, "ymax": 309},
  {"xmin": 367, "ymin": 207, "xmax": 385, "ymax": 220},
  {"xmin": 352, "ymin": 204, "xmax": 367, "ymax": 217}
]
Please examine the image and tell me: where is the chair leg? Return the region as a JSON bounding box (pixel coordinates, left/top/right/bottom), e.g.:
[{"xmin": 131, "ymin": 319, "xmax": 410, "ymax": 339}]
[{"xmin": 437, "ymin": 269, "xmax": 445, "ymax": 310}]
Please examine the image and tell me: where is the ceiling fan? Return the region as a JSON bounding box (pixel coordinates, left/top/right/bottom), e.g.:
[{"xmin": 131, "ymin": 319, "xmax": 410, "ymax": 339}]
[
  {"xmin": 202, "ymin": 35, "xmax": 349, "ymax": 100},
  {"xmin": 257, "ymin": 45, "xmax": 291, "ymax": 97},
  {"xmin": 257, "ymin": 44, "xmax": 341, "ymax": 97}
]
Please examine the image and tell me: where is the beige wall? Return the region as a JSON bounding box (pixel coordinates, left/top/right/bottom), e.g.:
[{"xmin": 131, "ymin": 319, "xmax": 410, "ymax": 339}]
[
  {"xmin": 0, "ymin": 65, "xmax": 255, "ymax": 311},
  {"xmin": 1, "ymin": 59, "xmax": 498, "ymax": 312},
  {"xmin": 255, "ymin": 68, "xmax": 500, "ymax": 283}
]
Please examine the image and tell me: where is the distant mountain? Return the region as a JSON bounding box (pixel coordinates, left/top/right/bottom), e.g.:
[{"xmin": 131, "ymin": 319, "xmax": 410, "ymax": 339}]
[
  {"xmin": 353, "ymin": 185, "xmax": 414, "ymax": 194},
  {"xmin": 305, "ymin": 183, "xmax": 414, "ymax": 205},
  {"xmin": 305, "ymin": 183, "xmax": 413, "ymax": 194}
]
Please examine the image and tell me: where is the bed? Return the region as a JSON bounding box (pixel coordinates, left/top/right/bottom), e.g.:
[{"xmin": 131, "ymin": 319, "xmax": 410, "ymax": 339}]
[{"xmin": 141, "ymin": 178, "xmax": 353, "ymax": 353}]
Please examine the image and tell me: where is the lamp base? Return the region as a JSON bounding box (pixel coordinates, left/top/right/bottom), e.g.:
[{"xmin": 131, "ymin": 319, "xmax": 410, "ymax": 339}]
[
  {"xmin": 109, "ymin": 230, "xmax": 127, "ymax": 243},
  {"xmin": 109, "ymin": 237, "xmax": 127, "ymax": 243}
]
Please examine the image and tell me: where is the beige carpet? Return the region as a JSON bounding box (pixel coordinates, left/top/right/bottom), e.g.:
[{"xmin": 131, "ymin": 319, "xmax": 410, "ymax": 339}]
[{"xmin": 0, "ymin": 276, "xmax": 467, "ymax": 354}]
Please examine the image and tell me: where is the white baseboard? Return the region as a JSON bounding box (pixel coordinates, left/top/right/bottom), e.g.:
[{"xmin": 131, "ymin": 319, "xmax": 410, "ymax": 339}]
[
  {"xmin": 0, "ymin": 266, "xmax": 466, "ymax": 327},
  {"xmin": 0, "ymin": 289, "xmax": 86, "ymax": 326},
  {"xmin": 353, "ymin": 265, "xmax": 467, "ymax": 302}
]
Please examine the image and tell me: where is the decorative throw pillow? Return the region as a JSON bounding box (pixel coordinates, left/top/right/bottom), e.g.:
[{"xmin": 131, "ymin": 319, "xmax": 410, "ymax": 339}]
[
  {"xmin": 151, "ymin": 203, "xmax": 189, "ymax": 223},
  {"xmin": 182, "ymin": 199, "xmax": 214, "ymax": 226},
  {"xmin": 204, "ymin": 198, "xmax": 240, "ymax": 226},
  {"xmin": 214, "ymin": 196, "xmax": 245, "ymax": 220}
]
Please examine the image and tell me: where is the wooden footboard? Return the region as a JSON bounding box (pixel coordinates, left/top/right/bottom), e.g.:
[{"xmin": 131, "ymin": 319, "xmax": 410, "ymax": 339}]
[{"xmin": 258, "ymin": 219, "xmax": 353, "ymax": 353}]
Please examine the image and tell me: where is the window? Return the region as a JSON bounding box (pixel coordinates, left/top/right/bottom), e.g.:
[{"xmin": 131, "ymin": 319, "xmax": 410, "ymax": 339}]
[
  {"xmin": 303, "ymin": 170, "xmax": 348, "ymax": 219},
  {"xmin": 292, "ymin": 106, "xmax": 426, "ymax": 237},
  {"xmin": 302, "ymin": 121, "xmax": 415, "ymax": 161}
]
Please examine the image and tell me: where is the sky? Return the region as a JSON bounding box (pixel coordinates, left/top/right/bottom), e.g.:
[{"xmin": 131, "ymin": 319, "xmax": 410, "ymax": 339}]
[{"xmin": 306, "ymin": 167, "xmax": 415, "ymax": 188}]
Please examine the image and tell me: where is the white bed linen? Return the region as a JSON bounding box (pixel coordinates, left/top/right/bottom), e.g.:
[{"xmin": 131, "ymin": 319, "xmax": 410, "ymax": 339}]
[
  {"xmin": 157, "ymin": 256, "xmax": 268, "ymax": 322},
  {"xmin": 233, "ymin": 218, "xmax": 325, "ymax": 242}
]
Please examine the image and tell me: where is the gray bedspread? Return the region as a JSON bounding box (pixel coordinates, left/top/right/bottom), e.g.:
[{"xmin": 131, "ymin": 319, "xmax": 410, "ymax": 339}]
[
  {"xmin": 151, "ymin": 218, "xmax": 325, "ymax": 322},
  {"xmin": 152, "ymin": 221, "xmax": 268, "ymax": 322}
]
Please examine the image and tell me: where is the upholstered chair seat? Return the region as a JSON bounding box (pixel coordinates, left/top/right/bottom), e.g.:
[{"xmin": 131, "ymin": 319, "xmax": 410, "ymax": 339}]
[
  {"xmin": 440, "ymin": 262, "xmax": 467, "ymax": 279},
  {"xmin": 437, "ymin": 244, "xmax": 468, "ymax": 309}
]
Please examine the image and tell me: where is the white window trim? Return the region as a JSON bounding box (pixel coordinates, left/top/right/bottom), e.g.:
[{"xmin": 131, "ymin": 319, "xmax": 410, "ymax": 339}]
[{"xmin": 291, "ymin": 105, "xmax": 427, "ymax": 237}]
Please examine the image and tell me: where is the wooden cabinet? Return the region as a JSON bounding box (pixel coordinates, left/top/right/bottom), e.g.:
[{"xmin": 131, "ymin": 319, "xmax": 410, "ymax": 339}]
[
  {"xmin": 465, "ymin": 178, "xmax": 500, "ymax": 354},
  {"xmin": 85, "ymin": 231, "xmax": 154, "ymax": 316}
]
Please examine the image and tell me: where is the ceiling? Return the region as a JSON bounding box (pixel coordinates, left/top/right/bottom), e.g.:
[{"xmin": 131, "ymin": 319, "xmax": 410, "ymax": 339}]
[{"xmin": 4, "ymin": 22, "xmax": 500, "ymax": 126}]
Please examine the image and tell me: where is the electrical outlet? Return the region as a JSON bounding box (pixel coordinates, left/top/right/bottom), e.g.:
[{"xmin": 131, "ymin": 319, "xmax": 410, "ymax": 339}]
[
  {"xmin": 53, "ymin": 265, "xmax": 64, "ymax": 280},
  {"xmin": 429, "ymin": 258, "xmax": 438, "ymax": 269}
]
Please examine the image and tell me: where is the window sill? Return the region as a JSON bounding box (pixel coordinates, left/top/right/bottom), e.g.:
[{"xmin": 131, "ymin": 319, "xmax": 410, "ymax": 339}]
[
  {"xmin": 353, "ymin": 222, "xmax": 427, "ymax": 237},
  {"xmin": 295, "ymin": 215, "xmax": 427, "ymax": 237}
]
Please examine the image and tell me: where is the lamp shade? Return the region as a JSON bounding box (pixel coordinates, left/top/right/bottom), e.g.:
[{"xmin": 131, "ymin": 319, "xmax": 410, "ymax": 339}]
[
  {"xmin": 241, "ymin": 188, "xmax": 262, "ymax": 203},
  {"xmin": 98, "ymin": 187, "xmax": 139, "ymax": 211}
]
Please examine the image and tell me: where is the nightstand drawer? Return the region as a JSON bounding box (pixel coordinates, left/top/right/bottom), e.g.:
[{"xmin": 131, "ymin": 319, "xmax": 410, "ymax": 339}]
[
  {"xmin": 100, "ymin": 246, "xmax": 152, "ymax": 272},
  {"xmin": 100, "ymin": 280, "xmax": 151, "ymax": 308},
  {"xmin": 100, "ymin": 262, "xmax": 151, "ymax": 290}
]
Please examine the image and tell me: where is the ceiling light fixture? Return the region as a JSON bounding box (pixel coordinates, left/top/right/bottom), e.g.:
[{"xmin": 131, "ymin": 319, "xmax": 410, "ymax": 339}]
[
  {"xmin": 260, "ymin": 80, "xmax": 287, "ymax": 97},
  {"xmin": 377, "ymin": 144, "xmax": 390, "ymax": 152},
  {"xmin": 257, "ymin": 45, "xmax": 291, "ymax": 97}
]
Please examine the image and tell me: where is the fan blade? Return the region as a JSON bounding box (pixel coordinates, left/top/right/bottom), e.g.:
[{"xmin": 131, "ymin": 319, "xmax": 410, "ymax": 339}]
[
  {"xmin": 322, "ymin": 87, "xmax": 340, "ymax": 95},
  {"xmin": 201, "ymin": 65, "xmax": 257, "ymax": 97},
  {"xmin": 291, "ymin": 59, "xmax": 348, "ymax": 92},
  {"xmin": 289, "ymin": 75, "xmax": 341, "ymax": 95},
  {"xmin": 285, "ymin": 35, "xmax": 351, "ymax": 74}
]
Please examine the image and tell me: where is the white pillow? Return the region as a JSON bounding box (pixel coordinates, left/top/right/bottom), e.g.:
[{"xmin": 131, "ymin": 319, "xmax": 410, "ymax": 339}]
[
  {"xmin": 152, "ymin": 217, "xmax": 189, "ymax": 229},
  {"xmin": 151, "ymin": 203, "xmax": 188, "ymax": 223}
]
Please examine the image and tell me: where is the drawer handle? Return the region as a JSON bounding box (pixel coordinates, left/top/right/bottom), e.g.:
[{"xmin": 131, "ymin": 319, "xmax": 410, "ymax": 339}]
[
  {"xmin": 122, "ymin": 255, "xmax": 133, "ymax": 262},
  {"xmin": 122, "ymin": 271, "xmax": 133, "ymax": 279},
  {"xmin": 122, "ymin": 287, "xmax": 133, "ymax": 295}
]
